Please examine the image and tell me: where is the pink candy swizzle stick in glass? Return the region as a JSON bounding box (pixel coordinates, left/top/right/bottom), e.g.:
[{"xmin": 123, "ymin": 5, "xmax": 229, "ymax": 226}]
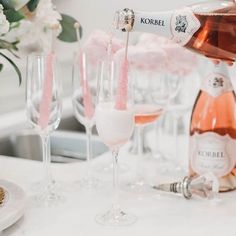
[
  {"xmin": 26, "ymin": 25, "xmax": 62, "ymax": 206},
  {"xmin": 114, "ymin": 25, "xmax": 130, "ymax": 110},
  {"xmin": 95, "ymin": 29, "xmax": 137, "ymax": 226},
  {"xmin": 114, "ymin": 58, "xmax": 129, "ymax": 110},
  {"xmin": 72, "ymin": 23, "xmax": 101, "ymax": 188},
  {"xmin": 38, "ymin": 53, "xmax": 54, "ymax": 129}
]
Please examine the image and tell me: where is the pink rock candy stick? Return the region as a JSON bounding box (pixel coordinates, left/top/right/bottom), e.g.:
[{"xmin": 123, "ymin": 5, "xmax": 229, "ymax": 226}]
[
  {"xmin": 79, "ymin": 52, "xmax": 95, "ymax": 120},
  {"xmin": 115, "ymin": 58, "xmax": 129, "ymax": 110},
  {"xmin": 38, "ymin": 53, "xmax": 54, "ymax": 130}
]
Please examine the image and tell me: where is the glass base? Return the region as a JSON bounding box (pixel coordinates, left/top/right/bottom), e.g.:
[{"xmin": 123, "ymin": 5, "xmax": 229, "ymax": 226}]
[
  {"xmin": 151, "ymin": 151, "xmax": 182, "ymax": 175},
  {"xmin": 170, "ymin": 163, "xmax": 187, "ymax": 176},
  {"xmin": 95, "ymin": 161, "xmax": 129, "ymax": 174},
  {"xmin": 95, "ymin": 207, "xmax": 137, "ymax": 226},
  {"xmin": 75, "ymin": 176, "xmax": 102, "ymax": 190},
  {"xmin": 31, "ymin": 179, "xmax": 70, "ymax": 193},
  {"xmin": 122, "ymin": 178, "xmax": 155, "ymax": 199},
  {"xmin": 129, "ymin": 145, "xmax": 152, "ymax": 156},
  {"xmin": 30, "ymin": 181, "xmax": 45, "ymax": 193},
  {"xmin": 32, "ymin": 182, "xmax": 65, "ymax": 207},
  {"xmin": 127, "ymin": 180, "xmax": 150, "ymax": 193}
]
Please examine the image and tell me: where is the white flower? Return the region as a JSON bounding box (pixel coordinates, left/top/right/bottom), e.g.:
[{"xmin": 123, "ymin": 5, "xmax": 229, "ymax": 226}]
[
  {"xmin": 6, "ymin": 0, "xmax": 62, "ymax": 53},
  {"xmin": 0, "ymin": 4, "xmax": 9, "ymax": 35},
  {"xmin": 36, "ymin": 0, "xmax": 62, "ymax": 32},
  {"xmin": 11, "ymin": 0, "xmax": 29, "ymax": 11},
  {"xmin": 13, "ymin": 21, "xmax": 53, "ymax": 53}
]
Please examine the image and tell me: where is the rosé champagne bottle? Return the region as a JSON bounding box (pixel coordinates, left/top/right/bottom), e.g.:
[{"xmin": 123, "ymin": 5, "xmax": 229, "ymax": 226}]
[
  {"xmin": 189, "ymin": 62, "xmax": 236, "ymax": 192},
  {"xmin": 114, "ymin": 0, "xmax": 236, "ymax": 61}
]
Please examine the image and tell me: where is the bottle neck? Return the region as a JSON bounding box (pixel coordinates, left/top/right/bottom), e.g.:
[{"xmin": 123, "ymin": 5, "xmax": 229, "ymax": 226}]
[
  {"xmin": 132, "ymin": 10, "xmax": 173, "ymax": 39},
  {"xmin": 201, "ymin": 62, "xmax": 233, "ymax": 97},
  {"xmin": 115, "ymin": 8, "xmax": 201, "ymax": 46}
]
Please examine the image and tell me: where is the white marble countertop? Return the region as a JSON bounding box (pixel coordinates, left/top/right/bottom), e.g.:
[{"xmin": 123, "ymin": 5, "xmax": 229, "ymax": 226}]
[
  {"xmin": 0, "ymin": 146, "xmax": 235, "ymax": 236},
  {"xmin": 0, "ymin": 93, "xmax": 234, "ymax": 235}
]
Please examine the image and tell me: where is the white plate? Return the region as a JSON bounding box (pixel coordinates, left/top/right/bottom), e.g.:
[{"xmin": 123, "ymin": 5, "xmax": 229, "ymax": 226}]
[{"xmin": 0, "ymin": 180, "xmax": 26, "ymax": 232}]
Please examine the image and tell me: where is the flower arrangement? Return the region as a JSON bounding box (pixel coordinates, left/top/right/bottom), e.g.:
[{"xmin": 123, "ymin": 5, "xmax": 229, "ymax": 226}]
[{"xmin": 0, "ymin": 0, "xmax": 81, "ymax": 84}]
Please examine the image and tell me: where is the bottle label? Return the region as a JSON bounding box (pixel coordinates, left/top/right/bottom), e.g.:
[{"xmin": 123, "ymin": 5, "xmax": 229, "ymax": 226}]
[
  {"xmin": 190, "ymin": 132, "xmax": 236, "ymax": 177},
  {"xmin": 201, "ymin": 72, "xmax": 233, "ymax": 97},
  {"xmin": 133, "ymin": 7, "xmax": 200, "ymax": 46},
  {"xmin": 171, "ymin": 8, "xmax": 201, "ymax": 46}
]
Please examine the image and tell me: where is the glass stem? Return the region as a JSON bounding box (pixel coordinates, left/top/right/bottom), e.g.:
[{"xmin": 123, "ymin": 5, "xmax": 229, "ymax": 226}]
[
  {"xmin": 173, "ymin": 116, "xmax": 178, "ymax": 163},
  {"xmin": 112, "ymin": 149, "xmax": 119, "ymax": 209},
  {"xmin": 85, "ymin": 125, "xmax": 92, "ymax": 177},
  {"xmin": 137, "ymin": 125, "xmax": 144, "ymax": 181},
  {"xmin": 41, "ymin": 134, "xmax": 53, "ymax": 186},
  {"xmin": 155, "ymin": 117, "xmax": 162, "ymax": 156}
]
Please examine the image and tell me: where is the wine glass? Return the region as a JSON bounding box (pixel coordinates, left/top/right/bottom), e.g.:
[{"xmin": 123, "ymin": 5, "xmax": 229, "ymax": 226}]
[
  {"xmin": 26, "ymin": 53, "xmax": 62, "ymax": 206},
  {"xmin": 126, "ymin": 69, "xmax": 172, "ymax": 193},
  {"xmin": 95, "ymin": 59, "xmax": 136, "ymax": 226},
  {"xmin": 130, "ymin": 72, "xmax": 182, "ymax": 155},
  {"xmin": 164, "ymin": 71, "xmax": 200, "ymax": 174},
  {"xmin": 72, "ymin": 50, "xmax": 101, "ymax": 188}
]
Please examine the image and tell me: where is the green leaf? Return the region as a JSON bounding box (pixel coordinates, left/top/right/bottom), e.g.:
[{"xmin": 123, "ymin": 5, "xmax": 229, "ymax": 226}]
[
  {"xmin": 11, "ymin": 40, "xmax": 20, "ymax": 51},
  {"xmin": 4, "ymin": 9, "xmax": 24, "ymax": 22},
  {"xmin": 1, "ymin": 0, "xmax": 30, "ymax": 10},
  {"xmin": 0, "ymin": 39, "xmax": 19, "ymax": 59},
  {"xmin": 58, "ymin": 14, "xmax": 82, "ymax": 43},
  {"xmin": 0, "ymin": 64, "xmax": 3, "ymax": 72},
  {"xmin": 0, "ymin": 39, "xmax": 19, "ymax": 51},
  {"xmin": 0, "ymin": 39, "xmax": 11, "ymax": 49},
  {"xmin": 0, "ymin": 52, "xmax": 22, "ymax": 85},
  {"xmin": 27, "ymin": 0, "xmax": 39, "ymax": 12},
  {"xmin": 0, "ymin": 0, "xmax": 14, "ymax": 9},
  {"xmin": 9, "ymin": 22, "xmax": 20, "ymax": 31}
]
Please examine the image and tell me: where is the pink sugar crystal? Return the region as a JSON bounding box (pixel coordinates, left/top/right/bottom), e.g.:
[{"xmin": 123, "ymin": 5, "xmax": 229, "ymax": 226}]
[
  {"xmin": 82, "ymin": 79, "xmax": 95, "ymax": 120},
  {"xmin": 114, "ymin": 46, "xmax": 166, "ymax": 72},
  {"xmin": 79, "ymin": 52, "xmax": 95, "ymax": 120},
  {"xmin": 115, "ymin": 58, "xmax": 129, "ymax": 110},
  {"xmin": 38, "ymin": 53, "xmax": 54, "ymax": 130},
  {"xmin": 83, "ymin": 30, "xmax": 124, "ymax": 66}
]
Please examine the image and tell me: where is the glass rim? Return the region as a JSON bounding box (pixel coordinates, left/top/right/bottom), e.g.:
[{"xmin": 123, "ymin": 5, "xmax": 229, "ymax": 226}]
[{"xmin": 27, "ymin": 52, "xmax": 56, "ymax": 59}]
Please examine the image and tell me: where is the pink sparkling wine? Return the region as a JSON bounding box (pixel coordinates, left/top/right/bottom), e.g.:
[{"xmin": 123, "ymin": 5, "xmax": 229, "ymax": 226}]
[{"xmin": 189, "ymin": 62, "xmax": 236, "ymax": 192}]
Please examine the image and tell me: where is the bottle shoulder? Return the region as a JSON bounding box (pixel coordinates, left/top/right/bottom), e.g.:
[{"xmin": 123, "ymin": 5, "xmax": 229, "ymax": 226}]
[
  {"xmin": 190, "ymin": 90, "xmax": 236, "ymax": 138},
  {"xmin": 192, "ymin": 90, "xmax": 236, "ymax": 107},
  {"xmin": 191, "ymin": 90, "xmax": 236, "ymax": 118},
  {"xmin": 190, "ymin": 0, "xmax": 235, "ymax": 14}
]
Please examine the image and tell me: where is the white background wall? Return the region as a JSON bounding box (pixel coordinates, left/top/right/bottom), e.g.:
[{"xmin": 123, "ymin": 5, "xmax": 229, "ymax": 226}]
[
  {"xmin": 56, "ymin": 0, "xmax": 198, "ymax": 36},
  {"xmin": 55, "ymin": 0, "xmax": 199, "ymax": 59}
]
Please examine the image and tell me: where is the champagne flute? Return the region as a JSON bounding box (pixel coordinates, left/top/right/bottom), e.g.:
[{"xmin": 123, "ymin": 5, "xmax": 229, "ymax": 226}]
[
  {"xmin": 26, "ymin": 53, "xmax": 62, "ymax": 206},
  {"xmin": 72, "ymin": 51, "xmax": 101, "ymax": 188},
  {"xmin": 95, "ymin": 59, "xmax": 136, "ymax": 226}
]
